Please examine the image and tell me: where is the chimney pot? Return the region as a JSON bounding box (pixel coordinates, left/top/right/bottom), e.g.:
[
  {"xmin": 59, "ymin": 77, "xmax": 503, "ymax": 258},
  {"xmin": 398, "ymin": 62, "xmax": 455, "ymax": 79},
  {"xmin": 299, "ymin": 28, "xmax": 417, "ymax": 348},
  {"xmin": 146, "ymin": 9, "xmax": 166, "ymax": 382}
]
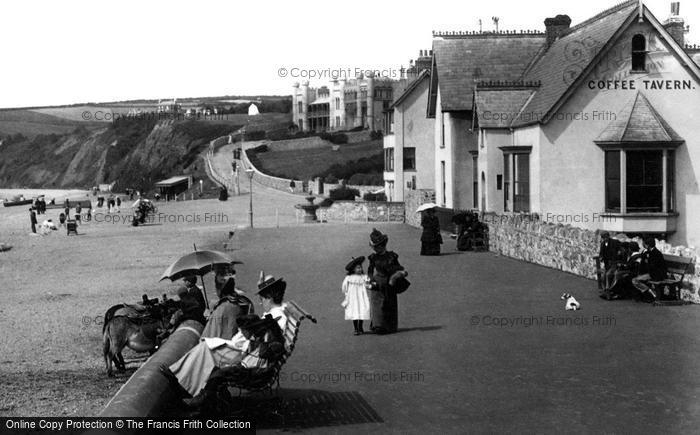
[{"xmin": 544, "ymin": 15, "xmax": 571, "ymax": 46}]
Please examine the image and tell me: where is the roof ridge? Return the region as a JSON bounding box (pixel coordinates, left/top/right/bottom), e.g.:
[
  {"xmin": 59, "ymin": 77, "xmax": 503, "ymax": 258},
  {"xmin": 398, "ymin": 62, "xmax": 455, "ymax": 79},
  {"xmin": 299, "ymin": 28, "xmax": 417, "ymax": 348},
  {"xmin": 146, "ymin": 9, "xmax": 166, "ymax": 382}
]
[
  {"xmin": 432, "ymin": 30, "xmax": 546, "ymax": 38},
  {"xmin": 621, "ymin": 91, "xmax": 639, "ymax": 140},
  {"xmin": 635, "ymin": 92, "xmax": 673, "ymax": 141},
  {"xmin": 563, "ymin": 0, "xmax": 638, "ymax": 36}
]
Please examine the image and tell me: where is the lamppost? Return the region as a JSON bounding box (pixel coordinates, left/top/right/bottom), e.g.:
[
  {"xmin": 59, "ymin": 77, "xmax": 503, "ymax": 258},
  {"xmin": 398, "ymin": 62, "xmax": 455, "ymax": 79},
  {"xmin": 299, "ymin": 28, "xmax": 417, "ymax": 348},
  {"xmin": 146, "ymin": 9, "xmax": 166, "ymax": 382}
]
[{"xmin": 245, "ymin": 168, "xmax": 254, "ymax": 228}]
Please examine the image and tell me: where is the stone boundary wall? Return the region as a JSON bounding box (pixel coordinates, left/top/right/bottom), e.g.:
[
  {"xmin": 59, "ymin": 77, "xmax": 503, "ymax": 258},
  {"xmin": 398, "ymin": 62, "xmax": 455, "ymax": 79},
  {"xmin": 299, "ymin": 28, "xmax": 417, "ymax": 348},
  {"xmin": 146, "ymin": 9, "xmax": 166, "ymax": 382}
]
[
  {"xmin": 318, "ymin": 201, "xmax": 405, "ymax": 223},
  {"xmin": 405, "ymin": 189, "xmax": 437, "ymax": 227},
  {"xmin": 401, "ymin": 195, "xmax": 699, "ymax": 303},
  {"xmin": 483, "ymin": 212, "xmax": 699, "ymax": 303},
  {"xmin": 321, "ymin": 183, "xmax": 383, "ymax": 198}
]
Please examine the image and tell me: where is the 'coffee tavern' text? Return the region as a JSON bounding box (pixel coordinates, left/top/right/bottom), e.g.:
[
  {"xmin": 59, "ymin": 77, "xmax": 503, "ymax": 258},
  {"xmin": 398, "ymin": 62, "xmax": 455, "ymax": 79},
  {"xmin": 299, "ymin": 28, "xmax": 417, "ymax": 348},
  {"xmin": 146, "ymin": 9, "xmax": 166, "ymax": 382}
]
[{"xmin": 587, "ymin": 79, "xmax": 694, "ymax": 90}]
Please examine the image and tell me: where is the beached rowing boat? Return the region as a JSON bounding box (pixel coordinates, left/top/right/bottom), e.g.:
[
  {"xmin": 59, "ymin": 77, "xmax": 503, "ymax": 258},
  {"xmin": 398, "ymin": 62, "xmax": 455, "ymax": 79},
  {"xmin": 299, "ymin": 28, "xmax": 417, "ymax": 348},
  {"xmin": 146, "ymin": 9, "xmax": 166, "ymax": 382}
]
[{"xmin": 2, "ymin": 199, "xmax": 33, "ymax": 207}]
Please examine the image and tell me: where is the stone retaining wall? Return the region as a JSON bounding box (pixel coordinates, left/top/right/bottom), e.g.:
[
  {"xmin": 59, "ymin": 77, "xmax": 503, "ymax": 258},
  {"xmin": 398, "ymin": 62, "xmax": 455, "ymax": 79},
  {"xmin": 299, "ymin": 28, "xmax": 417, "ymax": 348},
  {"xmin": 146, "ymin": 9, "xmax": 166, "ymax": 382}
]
[
  {"xmin": 324, "ymin": 183, "xmax": 383, "ymax": 198},
  {"xmin": 402, "ymin": 196, "xmax": 699, "ymax": 303},
  {"xmin": 404, "ymin": 189, "xmax": 437, "ymax": 227},
  {"xmin": 318, "ymin": 201, "xmax": 404, "ymax": 223},
  {"xmin": 483, "ymin": 213, "xmax": 699, "ymax": 303}
]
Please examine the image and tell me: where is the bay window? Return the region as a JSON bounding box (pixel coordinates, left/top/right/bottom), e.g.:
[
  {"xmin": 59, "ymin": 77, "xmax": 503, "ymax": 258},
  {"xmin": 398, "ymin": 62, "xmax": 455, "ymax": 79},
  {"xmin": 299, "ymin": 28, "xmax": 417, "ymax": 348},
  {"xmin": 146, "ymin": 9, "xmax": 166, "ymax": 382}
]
[{"xmin": 604, "ymin": 149, "xmax": 674, "ymax": 213}]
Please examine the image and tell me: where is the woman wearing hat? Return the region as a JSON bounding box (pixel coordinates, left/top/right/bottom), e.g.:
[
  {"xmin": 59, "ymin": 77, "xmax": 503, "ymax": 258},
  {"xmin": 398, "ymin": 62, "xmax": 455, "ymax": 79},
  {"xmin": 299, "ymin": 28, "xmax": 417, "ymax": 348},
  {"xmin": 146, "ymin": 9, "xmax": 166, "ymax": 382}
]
[
  {"xmin": 162, "ymin": 272, "xmax": 289, "ymax": 401},
  {"xmin": 255, "ymin": 272, "xmax": 288, "ymax": 332},
  {"xmin": 367, "ymin": 228, "xmax": 408, "ymax": 334},
  {"xmin": 420, "ymin": 206, "xmax": 442, "ymax": 255}
]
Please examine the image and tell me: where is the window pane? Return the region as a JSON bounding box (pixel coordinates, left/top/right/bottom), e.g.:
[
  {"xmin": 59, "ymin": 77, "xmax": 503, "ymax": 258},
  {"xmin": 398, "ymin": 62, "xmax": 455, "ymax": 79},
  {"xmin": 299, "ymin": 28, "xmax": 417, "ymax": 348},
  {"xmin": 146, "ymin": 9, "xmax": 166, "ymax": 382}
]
[
  {"xmin": 605, "ymin": 151, "xmax": 620, "ymax": 212},
  {"xmin": 504, "ymin": 155, "xmax": 510, "ymax": 212},
  {"xmin": 667, "ymin": 150, "xmax": 675, "ymax": 212},
  {"xmin": 514, "ymin": 154, "xmax": 530, "ymax": 212},
  {"xmin": 632, "ymin": 34, "xmax": 646, "ymax": 51},
  {"xmin": 626, "ymin": 150, "xmax": 662, "ymax": 212},
  {"xmin": 403, "ymin": 148, "xmax": 416, "ymax": 170}
]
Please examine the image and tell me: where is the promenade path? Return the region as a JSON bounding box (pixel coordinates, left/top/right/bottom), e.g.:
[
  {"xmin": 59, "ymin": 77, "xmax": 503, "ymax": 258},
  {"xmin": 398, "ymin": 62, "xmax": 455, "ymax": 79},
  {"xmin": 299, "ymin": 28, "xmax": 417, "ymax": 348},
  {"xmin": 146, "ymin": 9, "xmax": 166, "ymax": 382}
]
[
  {"xmin": 1, "ymin": 179, "xmax": 698, "ymax": 431},
  {"xmin": 207, "ymin": 225, "xmax": 700, "ymax": 434}
]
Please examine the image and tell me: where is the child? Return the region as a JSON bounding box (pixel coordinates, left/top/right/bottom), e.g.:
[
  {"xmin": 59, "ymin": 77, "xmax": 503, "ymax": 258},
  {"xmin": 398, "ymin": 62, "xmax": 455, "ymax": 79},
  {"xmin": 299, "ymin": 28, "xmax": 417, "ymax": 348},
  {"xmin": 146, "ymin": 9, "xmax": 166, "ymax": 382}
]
[{"xmin": 342, "ymin": 256, "xmax": 371, "ymax": 335}]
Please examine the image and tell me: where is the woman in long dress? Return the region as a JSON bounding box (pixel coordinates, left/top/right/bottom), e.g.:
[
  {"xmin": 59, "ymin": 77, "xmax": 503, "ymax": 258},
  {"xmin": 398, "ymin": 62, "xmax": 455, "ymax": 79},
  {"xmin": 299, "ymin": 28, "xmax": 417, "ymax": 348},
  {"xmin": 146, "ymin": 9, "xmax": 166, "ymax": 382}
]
[
  {"xmin": 420, "ymin": 207, "xmax": 442, "ymax": 255},
  {"xmin": 367, "ymin": 228, "xmax": 407, "ymax": 334}
]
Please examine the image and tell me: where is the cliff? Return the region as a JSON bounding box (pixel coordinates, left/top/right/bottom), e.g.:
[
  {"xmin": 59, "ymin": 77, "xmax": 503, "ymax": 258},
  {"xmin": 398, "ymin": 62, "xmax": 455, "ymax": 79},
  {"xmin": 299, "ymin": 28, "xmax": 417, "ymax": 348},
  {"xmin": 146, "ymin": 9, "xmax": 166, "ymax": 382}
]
[{"xmin": 0, "ymin": 119, "xmax": 239, "ymax": 193}]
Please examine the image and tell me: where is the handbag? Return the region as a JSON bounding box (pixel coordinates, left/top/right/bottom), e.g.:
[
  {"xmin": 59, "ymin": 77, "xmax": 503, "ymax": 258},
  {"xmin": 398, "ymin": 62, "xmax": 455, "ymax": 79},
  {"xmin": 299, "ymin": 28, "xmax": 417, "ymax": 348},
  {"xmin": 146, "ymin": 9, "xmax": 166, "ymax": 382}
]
[{"xmin": 391, "ymin": 276, "xmax": 411, "ymax": 294}]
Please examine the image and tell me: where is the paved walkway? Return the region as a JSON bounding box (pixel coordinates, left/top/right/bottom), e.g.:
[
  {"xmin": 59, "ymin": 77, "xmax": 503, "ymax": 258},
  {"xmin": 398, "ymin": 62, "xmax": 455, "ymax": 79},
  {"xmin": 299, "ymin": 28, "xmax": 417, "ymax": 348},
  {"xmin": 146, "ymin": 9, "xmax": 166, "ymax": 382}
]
[{"xmin": 204, "ymin": 224, "xmax": 700, "ymax": 434}]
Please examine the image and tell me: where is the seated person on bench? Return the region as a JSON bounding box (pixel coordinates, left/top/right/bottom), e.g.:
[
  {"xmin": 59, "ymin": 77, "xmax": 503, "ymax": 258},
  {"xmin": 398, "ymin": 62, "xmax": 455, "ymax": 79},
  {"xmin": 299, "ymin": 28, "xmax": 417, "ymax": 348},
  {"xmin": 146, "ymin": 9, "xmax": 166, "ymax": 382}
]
[
  {"xmin": 185, "ymin": 313, "xmax": 286, "ymax": 408},
  {"xmin": 599, "ymin": 232, "xmax": 620, "ymax": 288},
  {"xmin": 161, "ymin": 273, "xmax": 288, "ymax": 402},
  {"xmin": 601, "ymin": 241, "xmax": 641, "ymax": 300},
  {"xmin": 631, "ymin": 236, "xmax": 667, "ymax": 301}
]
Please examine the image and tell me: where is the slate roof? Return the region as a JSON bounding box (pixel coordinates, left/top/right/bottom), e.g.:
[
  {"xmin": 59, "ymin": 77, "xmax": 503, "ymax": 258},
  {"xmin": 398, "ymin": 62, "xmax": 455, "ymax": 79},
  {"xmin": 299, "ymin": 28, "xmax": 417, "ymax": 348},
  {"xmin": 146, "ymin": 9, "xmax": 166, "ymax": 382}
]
[
  {"xmin": 473, "ymin": 89, "xmax": 536, "ymax": 128},
  {"xmin": 595, "ymin": 92, "xmax": 684, "ymax": 143},
  {"xmin": 514, "ymin": 0, "xmax": 639, "ymax": 125},
  {"xmin": 436, "ymin": 1, "xmax": 699, "ymax": 127},
  {"xmin": 433, "ymin": 34, "xmax": 546, "ymax": 111},
  {"xmin": 692, "ymin": 52, "xmax": 700, "ymax": 66}
]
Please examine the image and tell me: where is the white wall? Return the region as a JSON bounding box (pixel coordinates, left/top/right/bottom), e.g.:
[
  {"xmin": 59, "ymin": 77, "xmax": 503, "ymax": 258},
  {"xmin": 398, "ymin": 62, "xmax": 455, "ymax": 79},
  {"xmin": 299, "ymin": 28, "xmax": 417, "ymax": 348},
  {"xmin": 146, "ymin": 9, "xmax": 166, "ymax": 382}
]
[{"xmin": 534, "ymin": 21, "xmax": 700, "ymax": 245}]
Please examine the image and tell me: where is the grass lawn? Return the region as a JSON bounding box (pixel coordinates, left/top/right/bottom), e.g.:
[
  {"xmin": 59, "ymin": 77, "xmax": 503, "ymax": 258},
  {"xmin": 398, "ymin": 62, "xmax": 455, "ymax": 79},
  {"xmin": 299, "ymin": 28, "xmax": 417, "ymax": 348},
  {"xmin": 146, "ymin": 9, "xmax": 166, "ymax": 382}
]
[{"xmin": 252, "ymin": 139, "xmax": 382, "ymax": 179}]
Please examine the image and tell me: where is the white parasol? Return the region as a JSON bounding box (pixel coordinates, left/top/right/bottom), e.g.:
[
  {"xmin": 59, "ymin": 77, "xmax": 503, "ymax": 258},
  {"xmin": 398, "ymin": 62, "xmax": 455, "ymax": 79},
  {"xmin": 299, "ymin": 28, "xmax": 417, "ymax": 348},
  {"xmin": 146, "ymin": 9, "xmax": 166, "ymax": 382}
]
[{"xmin": 415, "ymin": 203, "xmax": 438, "ymax": 213}]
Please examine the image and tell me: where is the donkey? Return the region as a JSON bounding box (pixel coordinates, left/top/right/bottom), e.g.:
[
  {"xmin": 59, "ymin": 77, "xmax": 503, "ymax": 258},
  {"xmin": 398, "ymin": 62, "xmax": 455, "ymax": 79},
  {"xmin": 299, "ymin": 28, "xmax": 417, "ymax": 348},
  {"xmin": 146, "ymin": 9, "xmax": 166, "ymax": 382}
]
[{"xmin": 102, "ymin": 297, "xmax": 179, "ymax": 377}]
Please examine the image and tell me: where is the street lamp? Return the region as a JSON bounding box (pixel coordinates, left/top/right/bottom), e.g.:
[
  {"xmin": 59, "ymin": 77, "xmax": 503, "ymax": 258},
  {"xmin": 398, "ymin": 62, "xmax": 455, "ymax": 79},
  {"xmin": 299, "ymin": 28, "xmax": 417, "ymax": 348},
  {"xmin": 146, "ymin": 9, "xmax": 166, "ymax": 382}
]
[{"xmin": 245, "ymin": 168, "xmax": 254, "ymax": 228}]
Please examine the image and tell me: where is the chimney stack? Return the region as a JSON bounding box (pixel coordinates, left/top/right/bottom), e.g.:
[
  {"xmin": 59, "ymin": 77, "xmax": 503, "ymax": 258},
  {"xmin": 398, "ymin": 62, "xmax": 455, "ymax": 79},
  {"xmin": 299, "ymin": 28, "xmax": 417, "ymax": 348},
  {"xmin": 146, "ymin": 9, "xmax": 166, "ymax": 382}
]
[
  {"xmin": 664, "ymin": 2, "xmax": 687, "ymax": 46},
  {"xmin": 544, "ymin": 14, "xmax": 571, "ymax": 46},
  {"xmin": 414, "ymin": 49, "xmax": 432, "ymax": 74}
]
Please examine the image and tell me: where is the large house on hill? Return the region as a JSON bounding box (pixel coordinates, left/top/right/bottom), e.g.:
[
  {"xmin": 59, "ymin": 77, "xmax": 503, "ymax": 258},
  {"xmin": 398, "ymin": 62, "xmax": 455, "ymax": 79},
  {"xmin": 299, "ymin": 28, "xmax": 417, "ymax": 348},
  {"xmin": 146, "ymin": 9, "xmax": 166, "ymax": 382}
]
[{"xmin": 384, "ymin": 0, "xmax": 700, "ymax": 247}]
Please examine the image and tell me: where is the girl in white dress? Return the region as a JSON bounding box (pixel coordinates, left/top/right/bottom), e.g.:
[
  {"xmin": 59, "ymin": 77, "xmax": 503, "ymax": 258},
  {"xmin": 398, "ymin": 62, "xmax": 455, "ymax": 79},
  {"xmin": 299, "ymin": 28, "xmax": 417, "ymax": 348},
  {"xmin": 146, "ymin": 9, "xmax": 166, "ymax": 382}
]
[{"xmin": 342, "ymin": 256, "xmax": 371, "ymax": 335}]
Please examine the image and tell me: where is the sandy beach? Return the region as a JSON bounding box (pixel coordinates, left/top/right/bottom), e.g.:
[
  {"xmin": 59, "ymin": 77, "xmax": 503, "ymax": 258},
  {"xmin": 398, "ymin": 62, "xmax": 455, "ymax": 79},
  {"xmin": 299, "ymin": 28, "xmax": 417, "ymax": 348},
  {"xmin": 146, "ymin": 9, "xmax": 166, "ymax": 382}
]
[
  {"xmin": 0, "ymin": 188, "xmax": 92, "ymax": 203},
  {"xmin": 0, "ymin": 185, "xmax": 301, "ymax": 416}
]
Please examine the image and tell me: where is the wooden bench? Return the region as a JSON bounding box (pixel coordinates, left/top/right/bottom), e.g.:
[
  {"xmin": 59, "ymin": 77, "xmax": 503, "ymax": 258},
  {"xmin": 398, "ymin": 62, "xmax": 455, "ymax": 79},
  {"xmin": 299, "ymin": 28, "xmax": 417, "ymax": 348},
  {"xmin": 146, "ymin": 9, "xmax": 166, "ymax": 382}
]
[
  {"xmin": 217, "ymin": 300, "xmax": 316, "ymax": 397},
  {"xmin": 649, "ymin": 254, "xmax": 695, "ymax": 302}
]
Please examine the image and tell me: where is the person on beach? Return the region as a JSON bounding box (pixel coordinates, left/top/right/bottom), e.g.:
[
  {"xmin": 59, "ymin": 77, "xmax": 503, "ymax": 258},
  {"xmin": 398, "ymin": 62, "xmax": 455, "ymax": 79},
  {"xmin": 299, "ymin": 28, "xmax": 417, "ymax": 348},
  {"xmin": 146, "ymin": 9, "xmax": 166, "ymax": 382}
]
[
  {"xmin": 367, "ymin": 228, "xmax": 408, "ymax": 334},
  {"xmin": 116, "ymin": 196, "xmax": 121, "ymax": 213},
  {"xmin": 342, "ymin": 256, "xmax": 371, "ymax": 335},
  {"xmin": 75, "ymin": 203, "xmax": 82, "ymax": 224},
  {"xmin": 29, "ymin": 208, "xmax": 37, "ymax": 233}
]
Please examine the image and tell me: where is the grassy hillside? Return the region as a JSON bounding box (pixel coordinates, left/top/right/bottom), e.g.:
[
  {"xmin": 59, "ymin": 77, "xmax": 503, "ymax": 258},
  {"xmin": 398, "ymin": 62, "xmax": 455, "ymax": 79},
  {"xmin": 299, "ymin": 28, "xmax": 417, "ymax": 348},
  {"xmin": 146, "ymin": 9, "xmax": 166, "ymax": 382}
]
[
  {"xmin": 248, "ymin": 140, "xmax": 383, "ymax": 180},
  {"xmin": 0, "ymin": 109, "xmax": 102, "ymax": 137}
]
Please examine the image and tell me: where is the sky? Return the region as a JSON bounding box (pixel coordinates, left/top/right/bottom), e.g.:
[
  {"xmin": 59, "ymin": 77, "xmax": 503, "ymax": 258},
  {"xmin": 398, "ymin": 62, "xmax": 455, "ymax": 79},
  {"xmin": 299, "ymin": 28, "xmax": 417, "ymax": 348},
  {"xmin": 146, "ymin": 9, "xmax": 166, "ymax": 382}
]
[{"xmin": 0, "ymin": 0, "xmax": 697, "ymax": 108}]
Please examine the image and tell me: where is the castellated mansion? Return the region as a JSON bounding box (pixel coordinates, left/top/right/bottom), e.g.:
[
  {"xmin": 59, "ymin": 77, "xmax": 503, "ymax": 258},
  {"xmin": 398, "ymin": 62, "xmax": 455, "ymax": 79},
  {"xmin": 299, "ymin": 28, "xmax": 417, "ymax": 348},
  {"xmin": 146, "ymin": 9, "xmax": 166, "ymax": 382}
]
[{"xmin": 292, "ymin": 51, "xmax": 432, "ymax": 132}]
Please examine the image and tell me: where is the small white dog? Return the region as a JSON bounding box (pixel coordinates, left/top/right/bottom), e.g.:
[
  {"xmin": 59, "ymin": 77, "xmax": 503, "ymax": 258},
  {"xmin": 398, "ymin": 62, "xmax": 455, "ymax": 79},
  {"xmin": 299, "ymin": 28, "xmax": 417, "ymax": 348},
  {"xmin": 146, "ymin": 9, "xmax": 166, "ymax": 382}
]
[{"xmin": 561, "ymin": 293, "xmax": 581, "ymax": 311}]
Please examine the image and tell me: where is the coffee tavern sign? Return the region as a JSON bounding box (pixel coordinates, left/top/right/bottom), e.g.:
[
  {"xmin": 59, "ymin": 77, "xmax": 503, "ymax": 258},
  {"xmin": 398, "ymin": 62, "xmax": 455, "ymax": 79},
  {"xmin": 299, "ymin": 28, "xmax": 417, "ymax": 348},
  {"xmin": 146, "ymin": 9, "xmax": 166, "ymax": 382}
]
[{"xmin": 587, "ymin": 79, "xmax": 695, "ymax": 90}]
